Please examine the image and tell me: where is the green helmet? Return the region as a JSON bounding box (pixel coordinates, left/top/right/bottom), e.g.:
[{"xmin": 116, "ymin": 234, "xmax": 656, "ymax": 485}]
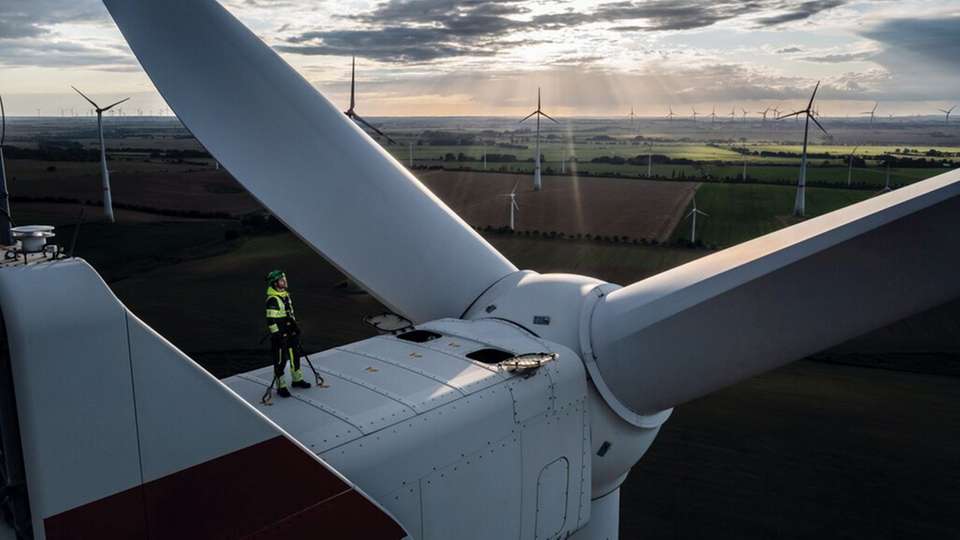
[{"xmin": 265, "ymin": 269, "xmax": 286, "ymax": 287}]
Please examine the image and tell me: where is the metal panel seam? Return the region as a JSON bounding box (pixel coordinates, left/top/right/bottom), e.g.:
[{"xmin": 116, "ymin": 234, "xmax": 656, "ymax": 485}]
[
  {"xmin": 334, "ymin": 347, "xmax": 466, "ymax": 396},
  {"xmin": 234, "ymin": 374, "xmax": 365, "ymax": 433}
]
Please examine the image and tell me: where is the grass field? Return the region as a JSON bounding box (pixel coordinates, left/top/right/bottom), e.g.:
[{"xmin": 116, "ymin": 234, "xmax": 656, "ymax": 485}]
[
  {"xmin": 746, "ymin": 143, "xmax": 960, "ymax": 157},
  {"xmin": 418, "ymin": 160, "xmax": 948, "ymax": 188},
  {"xmin": 672, "ymin": 183, "xmax": 875, "ymax": 247}
]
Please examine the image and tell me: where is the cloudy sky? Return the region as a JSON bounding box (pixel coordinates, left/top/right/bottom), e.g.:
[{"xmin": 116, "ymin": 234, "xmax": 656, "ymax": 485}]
[{"xmin": 1, "ymin": 0, "xmax": 958, "ymax": 117}]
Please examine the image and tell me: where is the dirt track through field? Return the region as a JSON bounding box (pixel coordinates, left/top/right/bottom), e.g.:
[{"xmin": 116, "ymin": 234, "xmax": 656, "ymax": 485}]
[{"xmin": 419, "ymin": 170, "xmax": 698, "ymax": 242}]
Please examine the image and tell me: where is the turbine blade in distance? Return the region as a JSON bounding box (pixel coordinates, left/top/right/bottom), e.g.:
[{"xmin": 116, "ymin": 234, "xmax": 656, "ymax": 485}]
[
  {"xmin": 102, "ymin": 97, "xmax": 132, "ymax": 112},
  {"xmin": 519, "ymin": 110, "xmax": 537, "ymax": 123},
  {"xmin": 778, "ymin": 111, "xmax": 803, "ymax": 120},
  {"xmin": 541, "ymin": 111, "xmax": 560, "ymax": 124},
  {"xmin": 353, "ymin": 114, "xmax": 396, "ymax": 144},
  {"xmin": 810, "ymin": 115, "xmax": 828, "ymax": 135},
  {"xmin": 103, "ymin": 0, "xmax": 516, "ymax": 323},
  {"xmin": 71, "ymin": 86, "xmax": 100, "ymax": 109}
]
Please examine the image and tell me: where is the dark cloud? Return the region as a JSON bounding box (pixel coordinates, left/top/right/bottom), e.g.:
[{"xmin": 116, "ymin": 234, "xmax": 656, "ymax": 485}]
[
  {"xmin": 282, "ymin": 0, "xmax": 848, "ymax": 63},
  {"xmin": 0, "ymin": 0, "xmax": 104, "ymax": 31},
  {"xmin": 280, "ymin": 0, "xmax": 529, "ymax": 62},
  {"xmin": 753, "ymin": 0, "xmax": 845, "ymax": 26},
  {"xmin": 0, "ymin": 38, "xmax": 137, "ymax": 70},
  {"xmin": 0, "ymin": 0, "xmax": 137, "ymax": 70},
  {"xmin": 776, "ymin": 47, "xmax": 803, "ymax": 54},
  {"xmin": 861, "ymin": 16, "xmax": 960, "ymax": 69}
]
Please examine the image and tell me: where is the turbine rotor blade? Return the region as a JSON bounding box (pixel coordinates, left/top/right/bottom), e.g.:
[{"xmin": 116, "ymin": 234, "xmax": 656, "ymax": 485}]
[
  {"xmin": 0, "ymin": 94, "xmax": 5, "ymax": 146},
  {"xmin": 352, "ymin": 113, "xmax": 397, "ymax": 145},
  {"xmin": 349, "ymin": 56, "xmax": 356, "ymax": 112},
  {"xmin": 806, "ymin": 81, "xmax": 820, "ymax": 111},
  {"xmin": 102, "ymin": 97, "xmax": 131, "ymax": 112},
  {"xmin": 810, "ymin": 114, "xmax": 828, "ymax": 135},
  {"xmin": 540, "ymin": 111, "xmax": 560, "ymax": 124},
  {"xmin": 519, "ymin": 110, "xmax": 537, "ymax": 123},
  {"xmin": 104, "ymin": 0, "xmax": 515, "ymax": 323},
  {"xmin": 778, "ymin": 111, "xmax": 802, "ymax": 120},
  {"xmin": 590, "ymin": 170, "xmax": 960, "ymax": 415},
  {"xmin": 71, "ymin": 86, "xmax": 100, "ymax": 110}
]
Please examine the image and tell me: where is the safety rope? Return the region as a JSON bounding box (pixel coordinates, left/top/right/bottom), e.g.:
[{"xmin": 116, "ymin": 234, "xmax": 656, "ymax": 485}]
[{"xmin": 298, "ymin": 344, "xmax": 325, "ymax": 387}]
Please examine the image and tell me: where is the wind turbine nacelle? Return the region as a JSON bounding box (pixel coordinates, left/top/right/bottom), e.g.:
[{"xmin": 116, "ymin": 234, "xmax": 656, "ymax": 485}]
[
  {"xmin": 2, "ymin": 257, "xmax": 648, "ymax": 539},
  {"xmin": 463, "ymin": 271, "xmax": 672, "ymax": 496}
]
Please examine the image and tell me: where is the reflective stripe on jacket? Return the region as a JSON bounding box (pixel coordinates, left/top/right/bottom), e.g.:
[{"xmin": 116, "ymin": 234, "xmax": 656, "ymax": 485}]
[{"xmin": 266, "ymin": 286, "xmax": 296, "ymax": 334}]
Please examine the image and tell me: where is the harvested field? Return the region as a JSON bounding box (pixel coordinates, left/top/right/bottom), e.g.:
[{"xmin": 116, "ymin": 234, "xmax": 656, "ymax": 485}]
[
  {"xmin": 6, "ymin": 159, "xmax": 259, "ymax": 216},
  {"xmin": 420, "ymin": 170, "xmax": 698, "ymax": 242}
]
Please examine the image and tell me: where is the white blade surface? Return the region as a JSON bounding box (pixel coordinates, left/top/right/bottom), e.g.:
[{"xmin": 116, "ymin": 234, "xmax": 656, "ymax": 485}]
[
  {"xmin": 591, "ymin": 169, "xmax": 960, "ymax": 415},
  {"xmin": 103, "ymin": 0, "xmax": 515, "ymax": 322}
]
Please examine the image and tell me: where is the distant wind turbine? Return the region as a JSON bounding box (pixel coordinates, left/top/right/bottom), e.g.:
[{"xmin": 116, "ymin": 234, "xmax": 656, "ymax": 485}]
[
  {"xmin": 519, "ymin": 88, "xmax": 558, "ymax": 191},
  {"xmin": 938, "ymin": 106, "xmax": 955, "ymax": 124},
  {"xmin": 344, "ymin": 57, "xmax": 396, "ymax": 144},
  {"xmin": 685, "ymin": 197, "xmax": 709, "ymax": 244},
  {"xmin": 666, "ymin": 106, "xmax": 676, "ymax": 121},
  {"xmin": 741, "ymin": 108, "xmax": 749, "ymax": 121},
  {"xmin": 846, "ymin": 146, "xmax": 859, "ymax": 187},
  {"xmin": 862, "ymin": 102, "xmax": 878, "ymax": 124},
  {"xmin": 0, "ymin": 94, "xmax": 12, "ymax": 245},
  {"xmin": 72, "ymin": 85, "xmax": 130, "ymax": 223},
  {"xmin": 779, "ymin": 81, "xmax": 829, "ymax": 217},
  {"xmin": 646, "ymin": 141, "xmax": 654, "ymax": 178},
  {"xmin": 729, "ymin": 107, "xmax": 736, "ymax": 121},
  {"xmin": 501, "ymin": 181, "xmax": 520, "ymax": 230},
  {"xmin": 881, "ymin": 159, "xmax": 892, "ymax": 193},
  {"xmin": 691, "ymin": 107, "xmax": 699, "ymax": 123},
  {"xmin": 710, "ymin": 105, "xmax": 717, "ymax": 125},
  {"xmin": 628, "ymin": 107, "xmax": 637, "ymax": 135}
]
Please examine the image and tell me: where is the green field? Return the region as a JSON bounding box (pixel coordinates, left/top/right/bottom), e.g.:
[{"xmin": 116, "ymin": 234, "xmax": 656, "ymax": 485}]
[
  {"xmin": 404, "ymin": 157, "xmax": 949, "ymax": 189},
  {"xmin": 746, "ymin": 143, "xmax": 960, "ymax": 157},
  {"xmin": 672, "ymin": 183, "xmax": 875, "ymax": 248}
]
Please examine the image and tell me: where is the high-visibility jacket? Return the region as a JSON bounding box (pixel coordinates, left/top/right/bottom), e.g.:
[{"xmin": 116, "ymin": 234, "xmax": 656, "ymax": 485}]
[{"xmin": 266, "ymin": 286, "xmax": 297, "ymax": 336}]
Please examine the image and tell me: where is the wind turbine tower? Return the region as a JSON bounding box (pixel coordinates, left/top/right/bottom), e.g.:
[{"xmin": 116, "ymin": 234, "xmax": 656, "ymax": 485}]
[
  {"xmin": 862, "ymin": 102, "xmax": 878, "ymax": 124},
  {"xmin": 691, "ymin": 107, "xmax": 698, "ymax": 123},
  {"xmin": 344, "ymin": 57, "xmax": 396, "ymax": 144},
  {"xmin": 519, "ymin": 88, "xmax": 558, "ymax": 191},
  {"xmin": 0, "ymin": 94, "xmax": 12, "ymax": 245},
  {"xmin": 882, "ymin": 160, "xmax": 892, "ymax": 192},
  {"xmin": 686, "ymin": 197, "xmax": 709, "ymax": 244},
  {"xmin": 501, "ymin": 181, "xmax": 520, "ymax": 230},
  {"xmin": 779, "ymin": 81, "xmax": 828, "ymax": 217},
  {"xmin": 646, "ymin": 142, "xmax": 654, "ymax": 178},
  {"xmin": 938, "ymin": 106, "xmax": 955, "ymax": 124},
  {"xmin": 72, "ymin": 86, "xmax": 129, "ymax": 223},
  {"xmin": 847, "ymin": 146, "xmax": 859, "ymax": 187}
]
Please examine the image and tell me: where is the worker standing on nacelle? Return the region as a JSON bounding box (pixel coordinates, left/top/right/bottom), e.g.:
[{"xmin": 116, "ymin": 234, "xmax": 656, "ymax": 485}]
[{"xmin": 265, "ymin": 270, "xmax": 310, "ymax": 398}]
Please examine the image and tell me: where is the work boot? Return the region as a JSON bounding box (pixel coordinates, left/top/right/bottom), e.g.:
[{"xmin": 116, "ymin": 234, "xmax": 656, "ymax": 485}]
[
  {"xmin": 292, "ymin": 380, "xmax": 311, "ymax": 389},
  {"xmin": 277, "ymin": 387, "xmax": 291, "ymax": 398}
]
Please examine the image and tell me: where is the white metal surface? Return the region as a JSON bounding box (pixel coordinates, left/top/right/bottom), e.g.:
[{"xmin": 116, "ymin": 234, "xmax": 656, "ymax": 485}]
[
  {"xmin": 103, "ymin": 0, "xmax": 516, "ymax": 323},
  {"xmin": 0, "ymin": 259, "xmax": 141, "ymax": 536},
  {"xmin": 226, "ymin": 318, "xmax": 591, "ymax": 539},
  {"xmin": 592, "ymin": 168, "xmax": 960, "ymax": 414},
  {"xmin": 0, "ymin": 258, "xmax": 407, "ymax": 538}
]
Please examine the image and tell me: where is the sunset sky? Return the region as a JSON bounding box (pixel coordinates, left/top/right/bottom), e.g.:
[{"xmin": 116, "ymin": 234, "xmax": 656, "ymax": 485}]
[{"xmin": 1, "ymin": 0, "xmax": 958, "ymax": 117}]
